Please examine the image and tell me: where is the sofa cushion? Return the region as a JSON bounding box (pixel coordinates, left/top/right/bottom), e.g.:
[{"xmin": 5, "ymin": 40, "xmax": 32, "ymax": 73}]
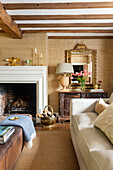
[
  {"xmin": 94, "ymin": 104, "xmax": 113, "ymax": 144},
  {"xmin": 95, "ymin": 98, "xmax": 109, "ymax": 114},
  {"xmin": 72, "ymin": 112, "xmax": 113, "ymax": 170},
  {"xmin": 73, "ymin": 112, "xmax": 113, "ymax": 149},
  {"xmin": 74, "ymin": 112, "xmax": 97, "ymax": 129},
  {"xmin": 91, "ymin": 150, "xmax": 113, "ymax": 170}
]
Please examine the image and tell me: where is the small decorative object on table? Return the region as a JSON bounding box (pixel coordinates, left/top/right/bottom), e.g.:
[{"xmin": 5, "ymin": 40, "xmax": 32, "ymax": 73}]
[
  {"xmin": 9, "ymin": 117, "xmax": 19, "ymax": 121},
  {"xmin": 5, "ymin": 57, "xmax": 20, "ymax": 66},
  {"xmin": 98, "ymin": 80, "xmax": 102, "ymax": 89},
  {"xmin": 93, "ymin": 83, "xmax": 99, "ymax": 89},
  {"xmin": 25, "ymin": 59, "xmax": 32, "ymax": 65},
  {"xmin": 41, "ymin": 105, "xmax": 57, "ymax": 127}
]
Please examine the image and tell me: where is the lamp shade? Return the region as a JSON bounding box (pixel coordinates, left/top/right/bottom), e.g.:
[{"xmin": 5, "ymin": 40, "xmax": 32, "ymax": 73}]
[{"xmin": 56, "ymin": 63, "xmax": 74, "ymax": 74}]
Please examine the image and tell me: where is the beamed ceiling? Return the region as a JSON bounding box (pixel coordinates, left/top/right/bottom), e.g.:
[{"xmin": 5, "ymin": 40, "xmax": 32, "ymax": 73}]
[{"xmin": 1, "ymin": 0, "xmax": 113, "ymax": 39}]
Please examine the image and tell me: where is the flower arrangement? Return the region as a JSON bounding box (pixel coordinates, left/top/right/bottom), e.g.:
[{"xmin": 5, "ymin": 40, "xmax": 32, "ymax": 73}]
[{"xmin": 70, "ymin": 70, "xmax": 91, "ymax": 91}]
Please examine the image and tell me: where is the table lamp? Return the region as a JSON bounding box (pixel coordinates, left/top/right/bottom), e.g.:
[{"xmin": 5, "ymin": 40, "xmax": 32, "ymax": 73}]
[{"xmin": 56, "ymin": 63, "xmax": 74, "ymax": 90}]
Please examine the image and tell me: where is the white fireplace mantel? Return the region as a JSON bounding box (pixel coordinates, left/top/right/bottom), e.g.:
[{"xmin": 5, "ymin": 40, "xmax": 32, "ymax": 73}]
[{"xmin": 0, "ymin": 66, "xmax": 48, "ymax": 113}]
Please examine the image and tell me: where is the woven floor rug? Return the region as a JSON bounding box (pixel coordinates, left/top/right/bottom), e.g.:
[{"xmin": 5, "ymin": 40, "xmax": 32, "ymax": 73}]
[{"xmin": 13, "ymin": 130, "xmax": 79, "ymax": 170}]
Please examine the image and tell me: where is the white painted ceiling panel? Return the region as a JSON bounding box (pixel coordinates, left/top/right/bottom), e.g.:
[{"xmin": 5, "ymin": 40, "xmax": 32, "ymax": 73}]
[
  {"xmin": 7, "ymin": 9, "xmax": 113, "ymax": 15},
  {"xmin": 15, "ymin": 19, "xmax": 113, "ymax": 24},
  {"xmin": 21, "ymin": 27, "xmax": 113, "ymax": 30},
  {"xmin": 47, "ymin": 33, "xmax": 113, "ymax": 36},
  {"xmin": 2, "ymin": 0, "xmax": 113, "ymax": 3}
]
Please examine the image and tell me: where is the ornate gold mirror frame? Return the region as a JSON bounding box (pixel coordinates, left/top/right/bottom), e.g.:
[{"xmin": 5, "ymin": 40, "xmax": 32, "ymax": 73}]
[{"xmin": 65, "ymin": 43, "xmax": 97, "ymax": 86}]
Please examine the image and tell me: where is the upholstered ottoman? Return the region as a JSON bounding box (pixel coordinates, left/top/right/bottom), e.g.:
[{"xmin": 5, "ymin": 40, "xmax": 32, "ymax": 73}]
[
  {"xmin": 0, "ymin": 114, "xmax": 34, "ymax": 170},
  {"xmin": 0, "ymin": 126, "xmax": 23, "ymax": 170}
]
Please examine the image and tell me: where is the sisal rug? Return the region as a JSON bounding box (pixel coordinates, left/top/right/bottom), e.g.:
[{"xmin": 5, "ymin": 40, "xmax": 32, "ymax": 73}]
[{"xmin": 13, "ymin": 129, "xmax": 79, "ymax": 170}]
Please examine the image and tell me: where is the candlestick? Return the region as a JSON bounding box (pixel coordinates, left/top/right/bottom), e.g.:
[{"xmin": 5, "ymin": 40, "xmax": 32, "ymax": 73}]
[
  {"xmin": 41, "ymin": 53, "xmax": 42, "ymax": 58},
  {"xmin": 40, "ymin": 53, "xmax": 43, "ymax": 66},
  {"xmin": 35, "ymin": 48, "xmax": 37, "ymax": 54},
  {"xmin": 35, "ymin": 48, "xmax": 37, "ymax": 66}
]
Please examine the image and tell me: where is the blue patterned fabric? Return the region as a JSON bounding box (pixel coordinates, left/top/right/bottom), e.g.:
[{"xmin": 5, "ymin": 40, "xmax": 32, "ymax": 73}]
[{"xmin": 0, "ymin": 115, "xmax": 36, "ymax": 142}]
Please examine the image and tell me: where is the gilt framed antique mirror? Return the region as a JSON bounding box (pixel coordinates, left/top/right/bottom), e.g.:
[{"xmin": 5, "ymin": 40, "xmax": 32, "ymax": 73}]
[{"xmin": 65, "ymin": 43, "xmax": 97, "ymax": 88}]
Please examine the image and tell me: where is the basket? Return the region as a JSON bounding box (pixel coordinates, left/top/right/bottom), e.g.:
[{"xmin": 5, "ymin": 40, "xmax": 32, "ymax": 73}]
[{"xmin": 41, "ymin": 105, "xmax": 56, "ymax": 127}]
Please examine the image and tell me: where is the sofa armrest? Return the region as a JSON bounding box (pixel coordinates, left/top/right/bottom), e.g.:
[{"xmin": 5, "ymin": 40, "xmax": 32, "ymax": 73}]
[
  {"xmin": 70, "ymin": 98, "xmax": 109, "ymax": 116},
  {"xmin": 70, "ymin": 98, "xmax": 109, "ymax": 125},
  {"xmin": 70, "ymin": 98, "xmax": 98, "ymax": 115}
]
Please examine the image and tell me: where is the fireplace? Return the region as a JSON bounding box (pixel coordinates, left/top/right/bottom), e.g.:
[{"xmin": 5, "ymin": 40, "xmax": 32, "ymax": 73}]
[
  {"xmin": 0, "ymin": 66, "xmax": 48, "ymax": 117},
  {"xmin": 0, "ymin": 83, "xmax": 36, "ymax": 117}
]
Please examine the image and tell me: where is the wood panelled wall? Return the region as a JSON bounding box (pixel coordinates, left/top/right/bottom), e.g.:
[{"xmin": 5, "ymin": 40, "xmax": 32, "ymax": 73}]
[
  {"xmin": 0, "ymin": 33, "xmax": 48, "ymax": 66},
  {"xmin": 0, "ymin": 33, "xmax": 113, "ymax": 113},
  {"xmin": 48, "ymin": 39, "xmax": 113, "ymax": 112}
]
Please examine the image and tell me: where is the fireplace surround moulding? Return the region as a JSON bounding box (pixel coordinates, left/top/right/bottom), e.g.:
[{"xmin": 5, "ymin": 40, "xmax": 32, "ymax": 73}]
[{"xmin": 0, "ymin": 66, "xmax": 48, "ymax": 115}]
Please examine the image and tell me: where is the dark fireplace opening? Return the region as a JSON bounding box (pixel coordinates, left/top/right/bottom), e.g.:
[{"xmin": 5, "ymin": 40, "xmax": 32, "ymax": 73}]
[{"xmin": 0, "ymin": 83, "xmax": 36, "ymax": 117}]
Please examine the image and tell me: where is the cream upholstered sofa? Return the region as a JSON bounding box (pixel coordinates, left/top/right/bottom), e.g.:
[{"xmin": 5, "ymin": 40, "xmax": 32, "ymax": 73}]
[{"xmin": 70, "ymin": 98, "xmax": 113, "ymax": 170}]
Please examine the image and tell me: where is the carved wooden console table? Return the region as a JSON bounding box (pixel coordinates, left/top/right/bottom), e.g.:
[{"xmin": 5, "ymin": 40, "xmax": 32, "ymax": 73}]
[{"xmin": 58, "ymin": 90, "xmax": 108, "ymax": 120}]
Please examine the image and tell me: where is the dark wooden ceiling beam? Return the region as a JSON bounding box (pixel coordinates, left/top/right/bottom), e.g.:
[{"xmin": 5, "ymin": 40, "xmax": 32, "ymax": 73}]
[
  {"xmin": 19, "ymin": 23, "xmax": 113, "ymax": 28},
  {"xmin": 0, "ymin": 30, "xmax": 112, "ymax": 39},
  {"xmin": 0, "ymin": 2, "xmax": 23, "ymax": 39},
  {"xmin": 1, "ymin": 29, "xmax": 113, "ymax": 34},
  {"xmin": 22, "ymin": 30, "xmax": 113, "ymax": 33},
  {"xmin": 3, "ymin": 2, "xmax": 113, "ymax": 10},
  {"xmin": 11, "ymin": 14, "xmax": 113, "ymax": 20},
  {"xmin": 48, "ymin": 36, "xmax": 113, "ymax": 39}
]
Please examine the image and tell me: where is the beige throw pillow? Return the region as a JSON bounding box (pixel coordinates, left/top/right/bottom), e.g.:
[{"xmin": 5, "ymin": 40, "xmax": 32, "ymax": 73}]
[
  {"xmin": 95, "ymin": 98, "xmax": 109, "ymax": 114},
  {"xmin": 109, "ymin": 92, "xmax": 113, "ymax": 104},
  {"xmin": 94, "ymin": 104, "xmax": 113, "ymax": 144}
]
